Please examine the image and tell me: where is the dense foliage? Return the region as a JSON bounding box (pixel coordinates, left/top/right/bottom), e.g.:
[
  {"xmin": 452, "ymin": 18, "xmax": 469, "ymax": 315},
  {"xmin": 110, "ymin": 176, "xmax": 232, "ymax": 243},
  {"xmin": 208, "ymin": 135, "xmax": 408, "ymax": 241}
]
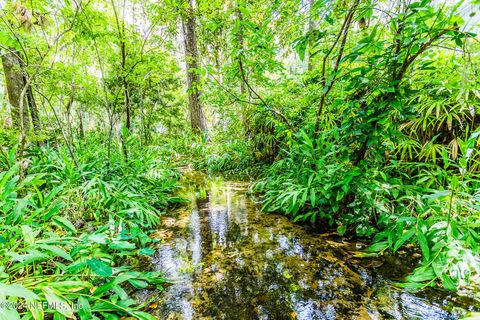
[
  {"xmin": 1, "ymin": 0, "xmax": 480, "ymax": 317},
  {"xmin": 0, "ymin": 138, "xmax": 181, "ymax": 319}
]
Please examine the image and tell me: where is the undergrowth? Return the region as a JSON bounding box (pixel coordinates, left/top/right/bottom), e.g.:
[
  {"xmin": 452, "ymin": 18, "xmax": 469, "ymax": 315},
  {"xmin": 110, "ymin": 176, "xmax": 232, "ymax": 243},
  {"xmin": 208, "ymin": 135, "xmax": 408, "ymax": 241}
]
[
  {"xmin": 250, "ymin": 129, "xmax": 480, "ymax": 292},
  {"xmin": 0, "ymin": 136, "xmax": 182, "ymax": 319}
]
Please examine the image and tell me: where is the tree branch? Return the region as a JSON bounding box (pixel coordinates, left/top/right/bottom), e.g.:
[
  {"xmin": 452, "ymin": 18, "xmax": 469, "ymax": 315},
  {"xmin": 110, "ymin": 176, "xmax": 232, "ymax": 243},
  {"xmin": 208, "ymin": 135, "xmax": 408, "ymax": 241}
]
[
  {"xmin": 237, "ymin": 55, "xmax": 295, "ymax": 131},
  {"xmin": 396, "ymin": 27, "xmax": 457, "ymax": 83},
  {"xmin": 209, "ymin": 74, "xmax": 261, "ymax": 106},
  {"xmin": 314, "ymin": 0, "xmax": 359, "ymax": 136}
]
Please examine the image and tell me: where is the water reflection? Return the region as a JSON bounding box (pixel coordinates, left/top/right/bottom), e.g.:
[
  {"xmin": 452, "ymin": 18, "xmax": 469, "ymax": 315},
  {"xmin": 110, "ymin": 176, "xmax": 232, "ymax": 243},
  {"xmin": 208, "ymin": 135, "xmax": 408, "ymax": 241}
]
[
  {"xmin": 189, "ymin": 209, "xmax": 201, "ymax": 266},
  {"xmin": 151, "ymin": 175, "xmax": 477, "ymax": 320}
]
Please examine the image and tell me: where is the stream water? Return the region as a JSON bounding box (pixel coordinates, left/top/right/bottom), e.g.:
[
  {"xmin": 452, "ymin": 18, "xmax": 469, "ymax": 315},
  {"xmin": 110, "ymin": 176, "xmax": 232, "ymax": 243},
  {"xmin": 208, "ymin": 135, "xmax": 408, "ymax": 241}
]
[{"xmin": 145, "ymin": 173, "xmax": 478, "ymax": 320}]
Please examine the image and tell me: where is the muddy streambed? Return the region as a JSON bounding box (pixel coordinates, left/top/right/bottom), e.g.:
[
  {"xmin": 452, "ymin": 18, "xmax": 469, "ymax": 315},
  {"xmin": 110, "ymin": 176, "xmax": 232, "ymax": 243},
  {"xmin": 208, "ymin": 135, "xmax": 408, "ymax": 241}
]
[{"xmin": 143, "ymin": 174, "xmax": 478, "ymax": 319}]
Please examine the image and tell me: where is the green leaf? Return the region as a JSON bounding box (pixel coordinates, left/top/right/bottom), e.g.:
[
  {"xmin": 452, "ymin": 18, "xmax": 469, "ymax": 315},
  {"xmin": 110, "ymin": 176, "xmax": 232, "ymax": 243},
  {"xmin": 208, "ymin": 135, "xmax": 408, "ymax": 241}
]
[
  {"xmin": 92, "ymin": 273, "xmax": 135, "ymax": 297},
  {"xmin": 0, "ymin": 284, "xmax": 39, "ymax": 300},
  {"xmin": 309, "ymin": 188, "xmax": 315, "ymax": 206},
  {"xmin": 42, "ymin": 287, "xmax": 74, "ymax": 318},
  {"xmin": 54, "ymin": 313, "xmax": 66, "ymax": 320},
  {"xmin": 393, "ymin": 229, "xmax": 415, "ymax": 252},
  {"xmin": 294, "ymin": 36, "xmax": 307, "ymax": 61},
  {"xmin": 37, "ymin": 245, "xmax": 73, "ymax": 261},
  {"xmin": 52, "ymin": 217, "xmax": 77, "ymax": 233},
  {"xmin": 441, "ymin": 273, "xmax": 456, "ymax": 291},
  {"xmin": 108, "ymin": 241, "xmax": 136, "ymax": 250},
  {"xmin": 26, "ymin": 298, "xmax": 44, "ymax": 320},
  {"xmin": 406, "ymin": 266, "xmax": 436, "ymax": 283},
  {"xmin": 48, "ymin": 281, "xmax": 91, "ymax": 292},
  {"xmin": 455, "ymin": 37, "xmax": 463, "ymax": 47},
  {"xmin": 112, "ymin": 285, "xmax": 129, "ymax": 300},
  {"xmin": 0, "ymin": 301, "xmax": 20, "ymax": 320},
  {"xmin": 450, "ymin": 175, "xmax": 458, "ymax": 189},
  {"xmin": 367, "ymin": 240, "xmax": 389, "ymax": 252},
  {"xmin": 87, "ymin": 259, "xmax": 112, "ymax": 277},
  {"xmin": 128, "ymin": 279, "xmax": 149, "ymax": 289},
  {"xmin": 416, "ymin": 230, "xmax": 430, "ymax": 261},
  {"xmin": 102, "ymin": 313, "xmax": 121, "ymax": 320},
  {"xmin": 131, "ymin": 311, "xmax": 157, "ymax": 320},
  {"xmin": 21, "ymin": 225, "xmax": 37, "ymax": 245},
  {"xmin": 8, "ymin": 251, "xmax": 49, "ymax": 265},
  {"xmin": 138, "ymin": 248, "xmax": 155, "ymax": 256},
  {"xmin": 77, "ymin": 296, "xmax": 92, "ymax": 320}
]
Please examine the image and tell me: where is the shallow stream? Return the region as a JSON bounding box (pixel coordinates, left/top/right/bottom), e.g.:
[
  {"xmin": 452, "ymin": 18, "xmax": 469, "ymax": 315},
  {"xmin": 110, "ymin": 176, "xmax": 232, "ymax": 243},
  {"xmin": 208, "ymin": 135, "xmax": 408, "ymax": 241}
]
[{"xmin": 146, "ymin": 173, "xmax": 478, "ymax": 319}]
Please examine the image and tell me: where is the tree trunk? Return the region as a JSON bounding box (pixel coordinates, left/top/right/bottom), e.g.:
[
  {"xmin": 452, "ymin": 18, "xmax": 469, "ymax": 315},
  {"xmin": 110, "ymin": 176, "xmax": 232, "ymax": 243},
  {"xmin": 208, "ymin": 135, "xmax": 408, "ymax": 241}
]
[
  {"xmin": 182, "ymin": 0, "xmax": 207, "ymax": 135},
  {"xmin": 1, "ymin": 49, "xmax": 30, "ymax": 131},
  {"xmin": 236, "ymin": 4, "xmax": 246, "ymax": 96},
  {"xmin": 120, "ymin": 20, "xmax": 130, "ymax": 162},
  {"xmin": 236, "ymin": 3, "xmax": 248, "ymax": 134},
  {"xmin": 26, "ymin": 84, "xmax": 41, "ymax": 130},
  {"xmin": 140, "ymin": 87, "xmax": 147, "ymax": 145},
  {"xmin": 307, "ymin": 0, "xmax": 316, "ymax": 71},
  {"xmin": 66, "ymin": 93, "xmax": 74, "ymax": 141},
  {"xmin": 121, "ymin": 36, "xmax": 131, "ymax": 130},
  {"xmin": 66, "ymin": 46, "xmax": 75, "ymax": 140},
  {"xmin": 111, "ymin": 0, "xmax": 130, "ymax": 161},
  {"xmin": 77, "ymin": 109, "xmax": 84, "ymax": 139}
]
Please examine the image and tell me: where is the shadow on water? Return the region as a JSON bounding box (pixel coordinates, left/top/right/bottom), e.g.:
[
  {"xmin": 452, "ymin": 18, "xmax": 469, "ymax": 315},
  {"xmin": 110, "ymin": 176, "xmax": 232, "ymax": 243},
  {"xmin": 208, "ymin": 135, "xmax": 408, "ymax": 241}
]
[{"xmin": 147, "ymin": 172, "xmax": 479, "ymax": 320}]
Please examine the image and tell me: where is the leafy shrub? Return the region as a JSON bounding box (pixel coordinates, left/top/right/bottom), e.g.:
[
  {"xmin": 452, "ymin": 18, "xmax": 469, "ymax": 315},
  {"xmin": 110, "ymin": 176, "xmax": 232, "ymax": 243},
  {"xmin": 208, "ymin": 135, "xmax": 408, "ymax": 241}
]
[
  {"xmin": 251, "ymin": 130, "xmax": 387, "ymax": 236},
  {"xmin": 369, "ymin": 133, "xmax": 480, "ymax": 290},
  {"xmin": 251, "ymin": 129, "xmax": 480, "ymax": 290},
  {"xmin": 193, "ymin": 139, "xmax": 257, "ymax": 175},
  {"xmin": 0, "ymin": 139, "xmax": 181, "ymax": 319}
]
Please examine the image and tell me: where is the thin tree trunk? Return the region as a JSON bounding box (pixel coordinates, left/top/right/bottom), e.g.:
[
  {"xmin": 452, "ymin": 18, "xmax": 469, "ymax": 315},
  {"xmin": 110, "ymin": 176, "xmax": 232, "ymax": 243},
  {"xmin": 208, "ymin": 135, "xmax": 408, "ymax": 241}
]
[
  {"xmin": 66, "ymin": 94, "xmax": 74, "ymax": 140},
  {"xmin": 111, "ymin": 0, "xmax": 131, "ymax": 131},
  {"xmin": 236, "ymin": 4, "xmax": 246, "ymax": 95},
  {"xmin": 121, "ymin": 35, "xmax": 131, "ymax": 130},
  {"xmin": 111, "ymin": 0, "xmax": 130, "ymax": 161},
  {"xmin": 119, "ymin": 3, "xmax": 130, "ymax": 163},
  {"xmin": 77, "ymin": 109, "xmax": 84, "ymax": 139},
  {"xmin": 19, "ymin": 51, "xmax": 41, "ymax": 131},
  {"xmin": 26, "ymin": 84, "xmax": 41, "ymax": 130},
  {"xmin": 66, "ymin": 45, "xmax": 75, "ymax": 141},
  {"xmin": 236, "ymin": 3, "xmax": 248, "ymax": 133},
  {"xmin": 182, "ymin": 0, "xmax": 207, "ymax": 135},
  {"xmin": 140, "ymin": 87, "xmax": 147, "ymax": 145},
  {"xmin": 307, "ymin": 0, "xmax": 316, "ymax": 71}
]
